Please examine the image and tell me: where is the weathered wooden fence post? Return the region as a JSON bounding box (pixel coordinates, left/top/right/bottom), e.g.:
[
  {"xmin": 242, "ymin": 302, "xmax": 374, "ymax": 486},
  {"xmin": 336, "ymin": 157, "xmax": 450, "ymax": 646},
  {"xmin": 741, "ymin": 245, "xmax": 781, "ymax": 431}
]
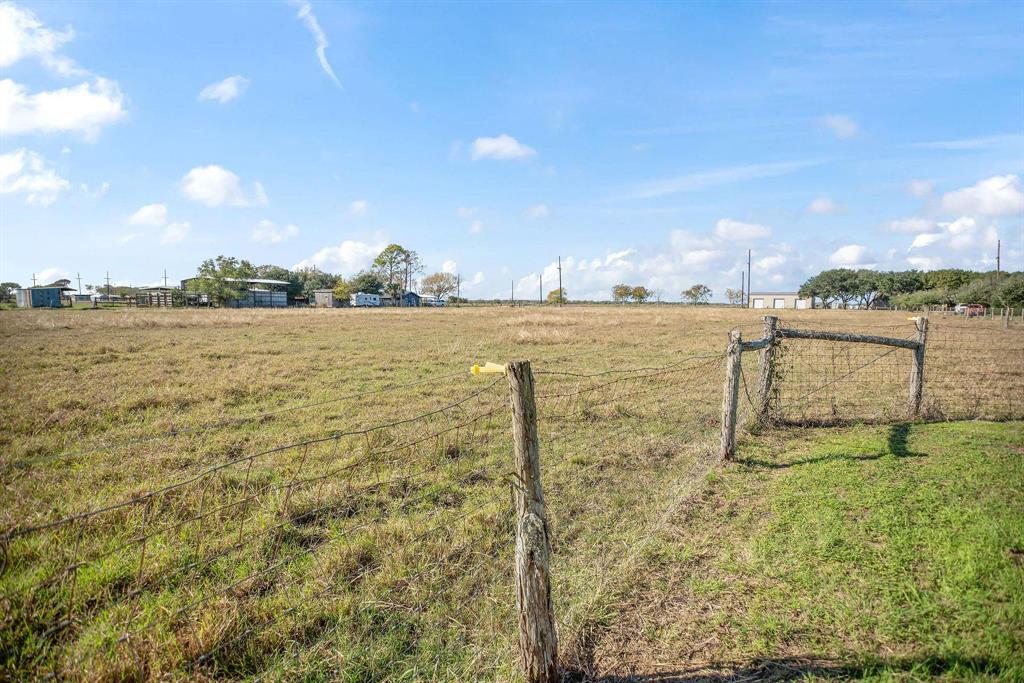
[
  {"xmin": 506, "ymin": 360, "xmax": 558, "ymax": 683},
  {"xmin": 720, "ymin": 330, "xmax": 743, "ymax": 460},
  {"xmin": 908, "ymin": 316, "xmax": 929, "ymax": 419},
  {"xmin": 755, "ymin": 315, "xmax": 779, "ymax": 424}
]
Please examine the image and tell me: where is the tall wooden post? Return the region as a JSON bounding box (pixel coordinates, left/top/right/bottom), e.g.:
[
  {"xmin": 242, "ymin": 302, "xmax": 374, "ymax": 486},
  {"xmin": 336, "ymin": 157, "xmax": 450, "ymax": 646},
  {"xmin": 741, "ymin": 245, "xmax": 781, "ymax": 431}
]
[
  {"xmin": 755, "ymin": 315, "xmax": 779, "ymax": 424},
  {"xmin": 908, "ymin": 317, "xmax": 928, "ymax": 419},
  {"xmin": 506, "ymin": 360, "xmax": 558, "ymax": 683},
  {"xmin": 720, "ymin": 330, "xmax": 743, "ymax": 460}
]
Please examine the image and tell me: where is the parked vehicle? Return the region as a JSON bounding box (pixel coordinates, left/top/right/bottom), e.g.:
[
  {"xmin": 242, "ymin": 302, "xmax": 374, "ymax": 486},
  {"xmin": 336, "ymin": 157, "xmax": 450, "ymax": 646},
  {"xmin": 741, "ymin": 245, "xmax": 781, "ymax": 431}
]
[{"xmin": 350, "ymin": 292, "xmax": 382, "ymax": 307}]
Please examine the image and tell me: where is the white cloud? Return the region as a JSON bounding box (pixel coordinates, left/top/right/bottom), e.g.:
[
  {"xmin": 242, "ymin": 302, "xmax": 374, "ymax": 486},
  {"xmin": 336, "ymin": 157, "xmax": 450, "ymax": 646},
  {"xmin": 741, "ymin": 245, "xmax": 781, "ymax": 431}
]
[
  {"xmin": 161, "ymin": 221, "xmax": 190, "ymax": 244},
  {"xmin": 349, "ymin": 199, "xmax": 368, "ymax": 216},
  {"xmin": 198, "ymin": 75, "xmax": 249, "ymax": 104},
  {"xmin": 119, "ymin": 232, "xmax": 141, "ymax": 244},
  {"xmin": 293, "ymin": 239, "xmax": 385, "ymax": 274},
  {"xmin": 0, "ymin": 2, "xmax": 83, "ymax": 77},
  {"xmin": 525, "ymin": 203, "xmax": 549, "ymax": 219},
  {"xmin": 940, "ymin": 174, "xmax": 1023, "ymax": 216},
  {"xmin": 471, "ymin": 134, "xmax": 536, "ymax": 161},
  {"xmin": 0, "ymin": 148, "xmax": 69, "ymax": 205},
  {"xmin": 807, "ymin": 197, "xmax": 841, "ymax": 214},
  {"xmin": 441, "ymin": 260, "xmax": 457, "ymax": 274},
  {"xmin": 469, "ymin": 220, "xmax": 483, "ymax": 235},
  {"xmin": 35, "ymin": 267, "xmax": 67, "ymax": 284},
  {"xmin": 128, "ymin": 203, "xmax": 167, "ymax": 227},
  {"xmin": 288, "ymin": 0, "xmax": 341, "ymax": 87},
  {"xmin": 906, "ymin": 179, "xmax": 933, "ymax": 197},
  {"xmin": 821, "ymin": 114, "xmax": 859, "ymax": 139},
  {"xmin": 0, "ymin": 77, "xmax": 127, "ymax": 140},
  {"xmin": 755, "ymin": 254, "xmax": 787, "ymax": 272},
  {"xmin": 456, "ymin": 206, "xmax": 478, "ymax": 218},
  {"xmin": 887, "ymin": 217, "xmax": 935, "ymax": 233},
  {"xmin": 471, "ymin": 271, "xmax": 484, "ymax": 285},
  {"xmin": 713, "ymin": 218, "xmax": 771, "ymax": 241},
  {"xmin": 908, "ymin": 233, "xmax": 944, "ymax": 250},
  {"xmin": 829, "ymin": 244, "xmax": 872, "ymax": 266},
  {"xmin": 181, "ymin": 165, "xmax": 268, "ymax": 207},
  {"xmin": 907, "ymin": 255, "xmax": 942, "ymax": 270},
  {"xmin": 251, "ymin": 219, "xmax": 299, "ymax": 243},
  {"xmin": 80, "ymin": 180, "xmax": 109, "ymax": 198},
  {"xmin": 618, "ymin": 160, "xmax": 819, "ymax": 200}
]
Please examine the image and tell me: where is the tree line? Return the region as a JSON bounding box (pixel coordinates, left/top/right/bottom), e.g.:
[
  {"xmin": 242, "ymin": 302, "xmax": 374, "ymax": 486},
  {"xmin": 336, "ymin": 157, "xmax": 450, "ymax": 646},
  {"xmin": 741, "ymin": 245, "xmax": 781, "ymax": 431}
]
[
  {"xmin": 611, "ymin": 283, "xmax": 713, "ymax": 304},
  {"xmin": 798, "ymin": 268, "xmax": 1024, "ymax": 309},
  {"xmin": 188, "ymin": 244, "xmax": 461, "ymax": 305}
]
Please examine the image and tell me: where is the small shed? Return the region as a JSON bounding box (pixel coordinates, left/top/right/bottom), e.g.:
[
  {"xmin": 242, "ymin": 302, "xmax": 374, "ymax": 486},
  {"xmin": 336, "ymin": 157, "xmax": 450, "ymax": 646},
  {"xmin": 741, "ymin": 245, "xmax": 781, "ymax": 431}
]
[
  {"xmin": 16, "ymin": 287, "xmax": 64, "ymax": 308},
  {"xmin": 312, "ymin": 289, "xmax": 336, "ymax": 308},
  {"xmin": 402, "ymin": 291, "xmax": 422, "ymax": 307},
  {"xmin": 749, "ymin": 292, "xmax": 813, "ymax": 310}
]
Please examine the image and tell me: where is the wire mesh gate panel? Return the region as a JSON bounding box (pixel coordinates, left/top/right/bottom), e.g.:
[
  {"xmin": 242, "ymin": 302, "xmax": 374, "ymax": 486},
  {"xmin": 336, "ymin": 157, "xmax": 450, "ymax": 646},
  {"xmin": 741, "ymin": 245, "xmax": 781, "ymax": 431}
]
[{"xmin": 773, "ymin": 319, "xmax": 918, "ymax": 425}]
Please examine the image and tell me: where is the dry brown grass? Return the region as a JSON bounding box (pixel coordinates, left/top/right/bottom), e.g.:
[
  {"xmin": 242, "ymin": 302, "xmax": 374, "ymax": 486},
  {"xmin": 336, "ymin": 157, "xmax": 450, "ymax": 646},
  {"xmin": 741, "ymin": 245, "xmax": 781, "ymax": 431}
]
[{"xmin": 0, "ymin": 305, "xmax": 1021, "ymax": 681}]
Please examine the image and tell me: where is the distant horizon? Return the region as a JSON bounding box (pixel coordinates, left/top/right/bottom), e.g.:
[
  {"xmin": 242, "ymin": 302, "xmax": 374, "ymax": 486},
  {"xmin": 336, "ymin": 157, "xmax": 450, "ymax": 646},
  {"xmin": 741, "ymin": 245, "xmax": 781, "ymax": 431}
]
[{"xmin": 2, "ymin": 1, "xmax": 1022, "ymax": 302}]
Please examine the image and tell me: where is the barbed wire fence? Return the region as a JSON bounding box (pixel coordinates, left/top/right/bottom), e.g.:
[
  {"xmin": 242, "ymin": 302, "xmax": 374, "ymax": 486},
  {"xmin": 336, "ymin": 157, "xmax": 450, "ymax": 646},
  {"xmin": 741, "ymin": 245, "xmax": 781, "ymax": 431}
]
[
  {"xmin": 2, "ymin": 372, "xmax": 516, "ymax": 680},
  {"xmin": 3, "ymin": 314, "xmax": 1022, "ymax": 682}
]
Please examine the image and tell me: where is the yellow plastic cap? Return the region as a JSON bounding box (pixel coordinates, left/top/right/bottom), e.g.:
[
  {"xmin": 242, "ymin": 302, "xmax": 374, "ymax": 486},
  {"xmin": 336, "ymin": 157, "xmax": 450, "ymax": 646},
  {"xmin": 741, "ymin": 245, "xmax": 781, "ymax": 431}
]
[{"xmin": 471, "ymin": 362, "xmax": 507, "ymax": 376}]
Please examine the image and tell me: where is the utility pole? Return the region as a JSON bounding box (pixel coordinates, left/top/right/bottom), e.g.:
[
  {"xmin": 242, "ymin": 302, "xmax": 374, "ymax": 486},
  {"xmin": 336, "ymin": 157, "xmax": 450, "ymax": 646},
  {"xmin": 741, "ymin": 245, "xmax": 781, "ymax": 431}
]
[
  {"xmin": 996, "ymin": 239, "xmax": 1001, "ymax": 285},
  {"xmin": 163, "ymin": 269, "xmax": 168, "ymax": 288},
  {"xmin": 31, "ymin": 273, "xmax": 37, "ymax": 287},
  {"xmin": 105, "ymin": 271, "xmax": 111, "ymax": 299},
  {"xmin": 539, "ymin": 273, "xmax": 543, "ymax": 304},
  {"xmin": 557, "ymin": 256, "xmax": 563, "ymax": 306},
  {"xmin": 511, "ymin": 279, "xmax": 515, "ymax": 307},
  {"xmin": 740, "ymin": 271, "xmax": 745, "ymax": 308},
  {"xmin": 76, "ymin": 272, "xmax": 82, "ymax": 295},
  {"xmin": 456, "ymin": 273, "xmax": 461, "ymax": 304},
  {"xmin": 746, "ymin": 249, "xmax": 752, "ymax": 307}
]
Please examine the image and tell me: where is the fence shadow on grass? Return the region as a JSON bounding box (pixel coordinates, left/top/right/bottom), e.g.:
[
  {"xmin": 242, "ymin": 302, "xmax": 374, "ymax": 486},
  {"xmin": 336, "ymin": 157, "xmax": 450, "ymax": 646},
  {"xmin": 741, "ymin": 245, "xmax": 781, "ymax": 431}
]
[
  {"xmin": 737, "ymin": 422, "xmax": 924, "ymax": 470},
  {"xmin": 568, "ymin": 653, "xmax": 1007, "ymax": 682}
]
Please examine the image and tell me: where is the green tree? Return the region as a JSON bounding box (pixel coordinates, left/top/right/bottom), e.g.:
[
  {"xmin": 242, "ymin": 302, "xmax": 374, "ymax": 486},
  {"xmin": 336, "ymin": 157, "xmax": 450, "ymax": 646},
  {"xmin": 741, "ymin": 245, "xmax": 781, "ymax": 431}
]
[
  {"xmin": 997, "ymin": 273, "xmax": 1024, "ymax": 309},
  {"xmin": 954, "ymin": 278, "xmax": 996, "ymax": 307},
  {"xmin": 1, "ymin": 282, "xmax": 22, "ymax": 302},
  {"xmin": 546, "ymin": 288, "xmax": 567, "ymax": 304},
  {"xmin": 421, "ymin": 272, "xmax": 458, "ymax": 300},
  {"xmin": 922, "ymin": 269, "xmax": 976, "ymax": 291},
  {"xmin": 631, "ymin": 286, "xmax": 652, "ymax": 303},
  {"xmin": 292, "ymin": 268, "xmax": 338, "ymax": 299},
  {"xmin": 612, "ymin": 284, "xmax": 632, "ymax": 303},
  {"xmin": 187, "ymin": 256, "xmax": 256, "ymax": 305},
  {"xmin": 682, "ymin": 284, "xmax": 711, "ymax": 304},
  {"xmin": 332, "ymin": 278, "xmax": 353, "ymax": 302},
  {"xmin": 373, "ymin": 244, "xmax": 412, "ymax": 303},
  {"xmin": 348, "ymin": 270, "xmax": 385, "ymax": 295}
]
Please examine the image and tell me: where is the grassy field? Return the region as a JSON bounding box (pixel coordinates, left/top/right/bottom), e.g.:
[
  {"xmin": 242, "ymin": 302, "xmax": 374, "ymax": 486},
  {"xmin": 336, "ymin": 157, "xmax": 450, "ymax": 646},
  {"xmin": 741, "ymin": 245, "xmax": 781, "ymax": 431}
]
[{"xmin": 1, "ymin": 306, "xmax": 1021, "ymax": 681}]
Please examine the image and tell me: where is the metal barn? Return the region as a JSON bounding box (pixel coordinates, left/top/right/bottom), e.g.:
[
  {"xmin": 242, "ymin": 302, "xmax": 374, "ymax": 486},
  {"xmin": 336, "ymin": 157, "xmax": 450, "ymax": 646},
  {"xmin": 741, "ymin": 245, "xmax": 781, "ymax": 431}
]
[{"xmin": 16, "ymin": 287, "xmax": 63, "ymax": 308}]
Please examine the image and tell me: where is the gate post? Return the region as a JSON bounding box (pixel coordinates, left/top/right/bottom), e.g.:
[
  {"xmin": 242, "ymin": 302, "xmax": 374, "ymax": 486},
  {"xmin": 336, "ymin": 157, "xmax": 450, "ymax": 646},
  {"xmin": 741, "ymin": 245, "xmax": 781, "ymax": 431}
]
[
  {"xmin": 720, "ymin": 330, "xmax": 743, "ymax": 460},
  {"xmin": 755, "ymin": 315, "xmax": 779, "ymax": 424},
  {"xmin": 908, "ymin": 317, "xmax": 929, "ymax": 419},
  {"xmin": 506, "ymin": 360, "xmax": 558, "ymax": 683}
]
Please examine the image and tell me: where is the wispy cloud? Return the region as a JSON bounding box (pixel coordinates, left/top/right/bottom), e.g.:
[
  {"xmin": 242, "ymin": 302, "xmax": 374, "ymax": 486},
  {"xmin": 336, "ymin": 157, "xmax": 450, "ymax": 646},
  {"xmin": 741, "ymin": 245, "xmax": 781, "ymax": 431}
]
[
  {"xmin": 820, "ymin": 114, "xmax": 859, "ymax": 139},
  {"xmin": 289, "ymin": 0, "xmax": 341, "ymax": 87},
  {"xmin": 616, "ymin": 159, "xmax": 822, "ymax": 200},
  {"xmin": 914, "ymin": 134, "xmax": 1024, "ymax": 150},
  {"xmin": 198, "ymin": 75, "xmax": 249, "ymax": 104}
]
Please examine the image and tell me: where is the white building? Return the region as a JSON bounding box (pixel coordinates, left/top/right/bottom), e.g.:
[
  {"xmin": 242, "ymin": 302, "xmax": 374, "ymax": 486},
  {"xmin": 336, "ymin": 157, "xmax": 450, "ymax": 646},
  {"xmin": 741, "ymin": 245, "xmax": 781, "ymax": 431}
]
[
  {"xmin": 350, "ymin": 292, "xmax": 381, "ymax": 307},
  {"xmin": 748, "ymin": 292, "xmax": 813, "ymax": 310}
]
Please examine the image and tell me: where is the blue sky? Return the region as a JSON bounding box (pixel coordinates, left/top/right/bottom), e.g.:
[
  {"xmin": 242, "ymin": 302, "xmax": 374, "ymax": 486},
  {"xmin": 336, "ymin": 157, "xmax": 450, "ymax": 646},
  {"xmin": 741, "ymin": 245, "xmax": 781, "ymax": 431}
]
[{"xmin": 1, "ymin": 0, "xmax": 1022, "ymax": 300}]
